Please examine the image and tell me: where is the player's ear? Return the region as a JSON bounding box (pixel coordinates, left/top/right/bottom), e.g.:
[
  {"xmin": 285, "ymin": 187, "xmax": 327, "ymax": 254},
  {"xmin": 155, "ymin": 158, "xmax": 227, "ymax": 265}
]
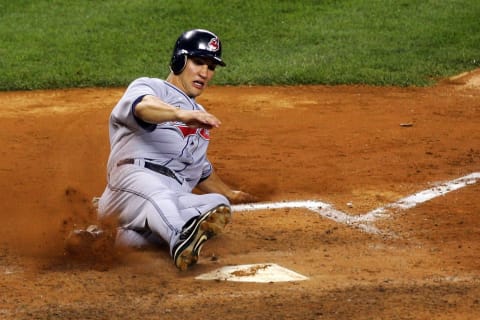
[{"xmin": 170, "ymin": 55, "xmax": 187, "ymax": 75}]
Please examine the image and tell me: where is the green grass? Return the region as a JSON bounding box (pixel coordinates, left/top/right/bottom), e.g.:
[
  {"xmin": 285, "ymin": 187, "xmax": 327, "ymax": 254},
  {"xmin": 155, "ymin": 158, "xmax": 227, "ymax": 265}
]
[{"xmin": 0, "ymin": 0, "xmax": 479, "ymax": 90}]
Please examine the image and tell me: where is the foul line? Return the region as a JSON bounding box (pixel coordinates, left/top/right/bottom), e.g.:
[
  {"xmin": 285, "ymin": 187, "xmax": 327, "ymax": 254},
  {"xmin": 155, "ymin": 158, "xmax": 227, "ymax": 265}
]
[{"xmin": 231, "ymin": 172, "xmax": 480, "ymax": 235}]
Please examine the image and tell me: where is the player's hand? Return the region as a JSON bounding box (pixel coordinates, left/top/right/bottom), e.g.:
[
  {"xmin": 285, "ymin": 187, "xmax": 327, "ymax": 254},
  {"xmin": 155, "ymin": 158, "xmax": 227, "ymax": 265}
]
[
  {"xmin": 228, "ymin": 190, "xmax": 259, "ymax": 204},
  {"xmin": 177, "ymin": 109, "xmax": 221, "ymax": 129}
]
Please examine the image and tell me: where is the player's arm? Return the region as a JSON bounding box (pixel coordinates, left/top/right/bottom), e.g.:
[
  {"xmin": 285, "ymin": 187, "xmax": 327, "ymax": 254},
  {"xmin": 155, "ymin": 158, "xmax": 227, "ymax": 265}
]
[
  {"xmin": 134, "ymin": 95, "xmax": 221, "ymax": 129},
  {"xmin": 196, "ymin": 171, "xmax": 258, "ymax": 204}
]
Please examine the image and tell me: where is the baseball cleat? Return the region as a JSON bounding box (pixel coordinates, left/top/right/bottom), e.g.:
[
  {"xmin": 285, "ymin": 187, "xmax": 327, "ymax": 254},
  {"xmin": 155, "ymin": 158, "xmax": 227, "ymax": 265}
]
[{"xmin": 172, "ymin": 204, "xmax": 231, "ymax": 271}]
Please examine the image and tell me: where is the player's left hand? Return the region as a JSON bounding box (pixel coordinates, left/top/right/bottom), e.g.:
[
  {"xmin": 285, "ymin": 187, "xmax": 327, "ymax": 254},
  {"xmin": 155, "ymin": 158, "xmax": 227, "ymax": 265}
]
[{"xmin": 228, "ymin": 190, "xmax": 258, "ymax": 204}]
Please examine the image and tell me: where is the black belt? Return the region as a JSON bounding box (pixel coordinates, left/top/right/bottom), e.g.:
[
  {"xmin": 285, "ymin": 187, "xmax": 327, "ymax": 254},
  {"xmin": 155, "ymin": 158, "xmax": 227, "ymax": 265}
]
[{"xmin": 117, "ymin": 158, "xmax": 182, "ymax": 184}]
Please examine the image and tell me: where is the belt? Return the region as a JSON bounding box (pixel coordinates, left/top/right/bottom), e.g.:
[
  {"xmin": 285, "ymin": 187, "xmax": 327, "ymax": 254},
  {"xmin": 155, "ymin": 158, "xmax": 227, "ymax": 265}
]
[{"xmin": 117, "ymin": 158, "xmax": 182, "ymax": 184}]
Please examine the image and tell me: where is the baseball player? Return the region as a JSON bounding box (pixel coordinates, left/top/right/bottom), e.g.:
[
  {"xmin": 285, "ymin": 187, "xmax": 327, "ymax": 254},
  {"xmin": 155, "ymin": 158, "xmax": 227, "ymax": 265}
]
[{"xmin": 96, "ymin": 29, "xmax": 256, "ymax": 270}]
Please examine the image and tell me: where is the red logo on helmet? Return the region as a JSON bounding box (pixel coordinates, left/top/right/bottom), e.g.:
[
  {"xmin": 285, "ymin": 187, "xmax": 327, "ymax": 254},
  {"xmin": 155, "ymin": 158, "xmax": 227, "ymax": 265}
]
[{"xmin": 207, "ymin": 38, "xmax": 219, "ymax": 52}]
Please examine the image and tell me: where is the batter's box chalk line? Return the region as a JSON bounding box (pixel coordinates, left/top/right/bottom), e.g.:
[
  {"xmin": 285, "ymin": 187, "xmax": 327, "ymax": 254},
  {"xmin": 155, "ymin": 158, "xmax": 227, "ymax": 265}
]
[{"xmin": 232, "ymin": 172, "xmax": 480, "ymax": 236}]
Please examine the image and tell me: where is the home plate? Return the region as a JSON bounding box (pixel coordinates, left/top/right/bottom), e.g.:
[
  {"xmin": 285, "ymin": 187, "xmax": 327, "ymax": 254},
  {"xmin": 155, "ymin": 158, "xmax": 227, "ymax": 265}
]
[{"xmin": 195, "ymin": 263, "xmax": 308, "ymax": 283}]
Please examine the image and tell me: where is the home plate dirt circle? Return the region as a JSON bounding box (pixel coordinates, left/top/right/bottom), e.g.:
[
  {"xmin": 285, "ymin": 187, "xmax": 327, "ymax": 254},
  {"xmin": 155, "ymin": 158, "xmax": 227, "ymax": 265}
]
[{"xmin": 0, "ymin": 69, "xmax": 479, "ymax": 319}]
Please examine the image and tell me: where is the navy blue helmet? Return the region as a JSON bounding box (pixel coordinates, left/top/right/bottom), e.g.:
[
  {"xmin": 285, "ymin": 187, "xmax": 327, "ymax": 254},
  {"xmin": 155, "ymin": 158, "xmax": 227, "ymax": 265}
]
[{"xmin": 170, "ymin": 29, "xmax": 226, "ymax": 74}]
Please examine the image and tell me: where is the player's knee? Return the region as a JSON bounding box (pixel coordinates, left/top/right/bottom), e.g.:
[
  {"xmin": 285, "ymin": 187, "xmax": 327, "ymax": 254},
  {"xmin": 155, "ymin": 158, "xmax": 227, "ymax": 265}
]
[{"xmin": 211, "ymin": 193, "xmax": 230, "ymax": 207}]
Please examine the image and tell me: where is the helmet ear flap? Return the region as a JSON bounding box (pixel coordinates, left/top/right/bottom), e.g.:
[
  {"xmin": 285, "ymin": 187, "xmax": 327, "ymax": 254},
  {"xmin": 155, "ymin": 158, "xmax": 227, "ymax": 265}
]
[{"xmin": 170, "ymin": 54, "xmax": 187, "ymax": 75}]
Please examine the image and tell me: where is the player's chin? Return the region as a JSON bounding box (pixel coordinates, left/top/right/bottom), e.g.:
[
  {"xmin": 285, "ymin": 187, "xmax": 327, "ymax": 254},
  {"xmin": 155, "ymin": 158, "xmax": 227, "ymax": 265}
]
[{"xmin": 187, "ymin": 87, "xmax": 205, "ymax": 98}]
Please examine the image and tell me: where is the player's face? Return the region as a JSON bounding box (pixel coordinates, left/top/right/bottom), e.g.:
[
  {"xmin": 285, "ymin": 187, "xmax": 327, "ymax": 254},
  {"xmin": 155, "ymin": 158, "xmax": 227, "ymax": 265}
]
[{"xmin": 175, "ymin": 57, "xmax": 217, "ymax": 98}]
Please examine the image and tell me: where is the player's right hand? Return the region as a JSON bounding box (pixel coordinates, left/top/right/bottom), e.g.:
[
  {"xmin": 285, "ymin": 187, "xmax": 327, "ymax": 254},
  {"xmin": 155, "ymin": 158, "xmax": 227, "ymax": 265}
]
[{"xmin": 177, "ymin": 109, "xmax": 221, "ymax": 129}]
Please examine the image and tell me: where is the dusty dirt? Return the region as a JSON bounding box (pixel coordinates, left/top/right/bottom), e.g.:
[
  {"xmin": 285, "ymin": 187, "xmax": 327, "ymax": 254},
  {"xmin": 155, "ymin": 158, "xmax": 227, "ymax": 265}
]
[{"xmin": 0, "ymin": 70, "xmax": 479, "ymax": 319}]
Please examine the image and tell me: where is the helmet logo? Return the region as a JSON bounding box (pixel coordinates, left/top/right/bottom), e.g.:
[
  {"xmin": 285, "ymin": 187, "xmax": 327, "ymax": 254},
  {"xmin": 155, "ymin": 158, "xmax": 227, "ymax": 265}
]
[{"xmin": 207, "ymin": 38, "xmax": 220, "ymax": 52}]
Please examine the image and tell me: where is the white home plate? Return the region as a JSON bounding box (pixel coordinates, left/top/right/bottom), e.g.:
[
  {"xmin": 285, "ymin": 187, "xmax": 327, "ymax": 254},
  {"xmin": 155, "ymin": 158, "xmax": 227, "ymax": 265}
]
[{"xmin": 195, "ymin": 263, "xmax": 308, "ymax": 283}]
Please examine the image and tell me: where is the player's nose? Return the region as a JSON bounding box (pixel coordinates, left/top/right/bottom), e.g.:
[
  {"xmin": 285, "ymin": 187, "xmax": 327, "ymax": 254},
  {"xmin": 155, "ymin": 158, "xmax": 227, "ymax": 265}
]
[{"xmin": 198, "ymin": 64, "xmax": 209, "ymax": 77}]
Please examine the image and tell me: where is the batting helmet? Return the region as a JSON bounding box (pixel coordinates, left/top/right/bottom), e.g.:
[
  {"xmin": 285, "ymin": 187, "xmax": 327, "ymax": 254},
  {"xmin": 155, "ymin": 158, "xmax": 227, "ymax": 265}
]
[{"xmin": 170, "ymin": 29, "xmax": 226, "ymax": 75}]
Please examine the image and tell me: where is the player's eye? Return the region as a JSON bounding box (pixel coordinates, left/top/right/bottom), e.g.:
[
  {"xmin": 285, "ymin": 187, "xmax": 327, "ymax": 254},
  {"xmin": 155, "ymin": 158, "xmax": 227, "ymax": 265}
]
[{"xmin": 191, "ymin": 57, "xmax": 216, "ymax": 71}]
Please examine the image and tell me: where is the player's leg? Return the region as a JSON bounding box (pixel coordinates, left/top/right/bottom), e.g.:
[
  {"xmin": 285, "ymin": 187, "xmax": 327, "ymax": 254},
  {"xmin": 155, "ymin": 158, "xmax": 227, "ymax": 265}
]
[
  {"xmin": 98, "ymin": 165, "xmax": 186, "ymax": 248},
  {"xmin": 176, "ymin": 192, "xmax": 230, "ymax": 222},
  {"xmin": 170, "ymin": 192, "xmax": 232, "ymax": 270},
  {"xmin": 98, "ymin": 165, "xmax": 233, "ymax": 269},
  {"xmin": 111, "ymin": 188, "xmax": 233, "ymax": 270}
]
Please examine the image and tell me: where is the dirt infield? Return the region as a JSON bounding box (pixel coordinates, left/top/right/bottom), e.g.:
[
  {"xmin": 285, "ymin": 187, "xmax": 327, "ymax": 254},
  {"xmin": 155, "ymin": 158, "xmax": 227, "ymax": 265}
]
[{"xmin": 0, "ymin": 70, "xmax": 479, "ymax": 319}]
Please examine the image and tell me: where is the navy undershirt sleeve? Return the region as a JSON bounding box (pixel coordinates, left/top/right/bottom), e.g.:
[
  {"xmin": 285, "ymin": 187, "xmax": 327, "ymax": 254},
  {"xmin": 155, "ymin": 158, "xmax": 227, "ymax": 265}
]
[{"xmin": 132, "ymin": 95, "xmax": 157, "ymax": 132}]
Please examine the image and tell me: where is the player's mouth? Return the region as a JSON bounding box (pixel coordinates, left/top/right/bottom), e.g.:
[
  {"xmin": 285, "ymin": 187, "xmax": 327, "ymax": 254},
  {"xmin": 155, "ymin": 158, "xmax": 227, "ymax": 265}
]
[{"xmin": 193, "ymin": 80, "xmax": 206, "ymax": 89}]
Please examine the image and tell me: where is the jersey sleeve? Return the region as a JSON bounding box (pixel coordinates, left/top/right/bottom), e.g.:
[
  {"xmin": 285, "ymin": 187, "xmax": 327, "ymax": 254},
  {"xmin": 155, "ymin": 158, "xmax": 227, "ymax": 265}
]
[
  {"xmin": 132, "ymin": 94, "xmax": 156, "ymax": 131},
  {"xmin": 111, "ymin": 77, "xmax": 166, "ymax": 132}
]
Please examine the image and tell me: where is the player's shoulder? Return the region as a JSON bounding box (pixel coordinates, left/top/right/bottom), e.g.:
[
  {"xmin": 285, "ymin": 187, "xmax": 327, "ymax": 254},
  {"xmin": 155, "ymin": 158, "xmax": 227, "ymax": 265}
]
[
  {"xmin": 126, "ymin": 77, "xmax": 171, "ymax": 97},
  {"xmin": 130, "ymin": 77, "xmax": 165, "ymax": 87}
]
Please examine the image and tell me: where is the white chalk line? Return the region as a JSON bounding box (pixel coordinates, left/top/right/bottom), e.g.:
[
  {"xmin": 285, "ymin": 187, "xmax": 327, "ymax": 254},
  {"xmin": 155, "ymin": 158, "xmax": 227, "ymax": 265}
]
[{"xmin": 232, "ymin": 172, "xmax": 480, "ymax": 235}]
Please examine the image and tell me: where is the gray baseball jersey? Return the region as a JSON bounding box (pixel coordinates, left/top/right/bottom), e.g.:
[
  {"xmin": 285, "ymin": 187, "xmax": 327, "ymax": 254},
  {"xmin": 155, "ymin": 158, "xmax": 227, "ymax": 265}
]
[{"xmin": 98, "ymin": 77, "xmax": 230, "ymax": 253}]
